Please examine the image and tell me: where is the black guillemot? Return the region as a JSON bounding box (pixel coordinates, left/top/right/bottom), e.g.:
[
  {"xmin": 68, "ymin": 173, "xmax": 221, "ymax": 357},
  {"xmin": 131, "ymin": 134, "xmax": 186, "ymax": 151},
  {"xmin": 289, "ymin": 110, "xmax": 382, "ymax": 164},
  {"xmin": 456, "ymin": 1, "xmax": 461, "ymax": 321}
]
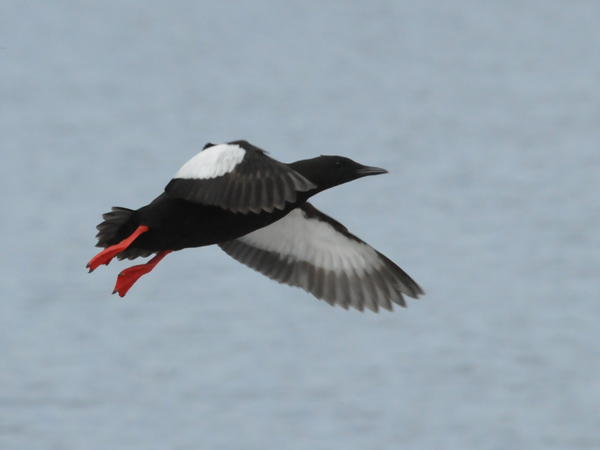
[{"xmin": 87, "ymin": 140, "xmax": 424, "ymax": 312}]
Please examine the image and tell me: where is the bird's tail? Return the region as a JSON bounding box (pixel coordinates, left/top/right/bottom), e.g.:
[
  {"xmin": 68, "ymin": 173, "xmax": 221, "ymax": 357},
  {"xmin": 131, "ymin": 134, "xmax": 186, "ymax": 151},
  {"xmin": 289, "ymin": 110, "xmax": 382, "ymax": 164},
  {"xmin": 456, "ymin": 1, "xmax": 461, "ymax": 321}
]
[{"xmin": 94, "ymin": 207, "xmax": 152, "ymax": 260}]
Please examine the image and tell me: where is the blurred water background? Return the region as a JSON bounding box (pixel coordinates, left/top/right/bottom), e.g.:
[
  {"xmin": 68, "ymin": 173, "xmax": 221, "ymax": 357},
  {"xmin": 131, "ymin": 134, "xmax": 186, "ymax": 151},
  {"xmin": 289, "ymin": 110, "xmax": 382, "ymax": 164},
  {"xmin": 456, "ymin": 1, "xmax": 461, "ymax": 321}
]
[{"xmin": 1, "ymin": 1, "xmax": 599, "ymax": 449}]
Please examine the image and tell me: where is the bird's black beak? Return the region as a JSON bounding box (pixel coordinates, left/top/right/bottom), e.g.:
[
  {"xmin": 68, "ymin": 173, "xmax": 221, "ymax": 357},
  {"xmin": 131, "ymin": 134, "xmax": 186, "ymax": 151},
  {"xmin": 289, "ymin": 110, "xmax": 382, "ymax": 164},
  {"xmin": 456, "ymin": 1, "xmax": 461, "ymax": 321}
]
[{"xmin": 356, "ymin": 165, "xmax": 389, "ymax": 176}]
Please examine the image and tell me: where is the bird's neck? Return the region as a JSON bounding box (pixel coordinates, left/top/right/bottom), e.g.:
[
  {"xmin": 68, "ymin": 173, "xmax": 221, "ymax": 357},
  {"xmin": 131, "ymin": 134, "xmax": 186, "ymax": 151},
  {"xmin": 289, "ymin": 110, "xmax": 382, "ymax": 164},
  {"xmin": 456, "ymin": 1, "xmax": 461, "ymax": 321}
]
[{"xmin": 288, "ymin": 158, "xmax": 331, "ymax": 194}]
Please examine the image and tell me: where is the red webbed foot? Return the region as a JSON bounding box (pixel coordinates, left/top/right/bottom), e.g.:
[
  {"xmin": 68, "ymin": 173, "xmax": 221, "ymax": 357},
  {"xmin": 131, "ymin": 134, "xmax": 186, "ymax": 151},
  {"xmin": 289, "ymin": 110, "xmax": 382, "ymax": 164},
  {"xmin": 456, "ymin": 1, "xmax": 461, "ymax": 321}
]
[
  {"xmin": 112, "ymin": 250, "xmax": 172, "ymax": 297},
  {"xmin": 87, "ymin": 225, "xmax": 149, "ymax": 272}
]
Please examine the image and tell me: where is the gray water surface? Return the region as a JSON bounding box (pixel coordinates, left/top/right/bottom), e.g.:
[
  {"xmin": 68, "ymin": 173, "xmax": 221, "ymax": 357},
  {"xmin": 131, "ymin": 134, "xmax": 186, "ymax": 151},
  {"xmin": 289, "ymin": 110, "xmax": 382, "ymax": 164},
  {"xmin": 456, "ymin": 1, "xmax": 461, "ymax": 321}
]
[{"xmin": 1, "ymin": 1, "xmax": 599, "ymax": 449}]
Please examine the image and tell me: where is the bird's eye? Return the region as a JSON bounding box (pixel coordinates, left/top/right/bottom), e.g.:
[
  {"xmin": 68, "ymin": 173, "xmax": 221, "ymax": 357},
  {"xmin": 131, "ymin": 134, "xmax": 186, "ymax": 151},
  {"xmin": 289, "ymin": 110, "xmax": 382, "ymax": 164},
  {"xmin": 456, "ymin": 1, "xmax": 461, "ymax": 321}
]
[{"xmin": 334, "ymin": 161, "xmax": 342, "ymax": 168}]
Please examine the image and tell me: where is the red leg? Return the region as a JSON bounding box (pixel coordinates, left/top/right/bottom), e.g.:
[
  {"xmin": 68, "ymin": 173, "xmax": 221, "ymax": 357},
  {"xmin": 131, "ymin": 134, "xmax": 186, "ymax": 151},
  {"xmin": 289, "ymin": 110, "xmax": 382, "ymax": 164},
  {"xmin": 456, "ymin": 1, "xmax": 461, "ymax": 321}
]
[
  {"xmin": 87, "ymin": 225, "xmax": 149, "ymax": 272},
  {"xmin": 112, "ymin": 250, "xmax": 172, "ymax": 297}
]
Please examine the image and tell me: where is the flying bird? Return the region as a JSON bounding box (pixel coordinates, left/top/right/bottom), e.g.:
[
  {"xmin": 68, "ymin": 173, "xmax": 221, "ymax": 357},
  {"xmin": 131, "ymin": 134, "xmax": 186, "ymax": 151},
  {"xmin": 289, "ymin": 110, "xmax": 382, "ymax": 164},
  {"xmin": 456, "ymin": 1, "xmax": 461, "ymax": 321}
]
[{"xmin": 87, "ymin": 140, "xmax": 423, "ymax": 312}]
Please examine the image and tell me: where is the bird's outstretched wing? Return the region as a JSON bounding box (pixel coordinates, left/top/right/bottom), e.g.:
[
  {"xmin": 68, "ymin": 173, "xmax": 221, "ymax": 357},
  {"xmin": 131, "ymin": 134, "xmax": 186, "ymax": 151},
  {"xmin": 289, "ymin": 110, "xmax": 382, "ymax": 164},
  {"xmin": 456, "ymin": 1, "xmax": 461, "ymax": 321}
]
[
  {"xmin": 218, "ymin": 202, "xmax": 424, "ymax": 312},
  {"xmin": 165, "ymin": 141, "xmax": 316, "ymax": 214}
]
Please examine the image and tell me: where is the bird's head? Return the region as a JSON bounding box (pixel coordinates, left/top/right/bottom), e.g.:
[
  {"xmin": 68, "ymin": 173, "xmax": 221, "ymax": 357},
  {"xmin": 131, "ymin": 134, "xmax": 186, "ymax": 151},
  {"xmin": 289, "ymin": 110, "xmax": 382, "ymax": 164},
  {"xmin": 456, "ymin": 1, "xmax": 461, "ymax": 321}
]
[{"xmin": 290, "ymin": 155, "xmax": 388, "ymax": 192}]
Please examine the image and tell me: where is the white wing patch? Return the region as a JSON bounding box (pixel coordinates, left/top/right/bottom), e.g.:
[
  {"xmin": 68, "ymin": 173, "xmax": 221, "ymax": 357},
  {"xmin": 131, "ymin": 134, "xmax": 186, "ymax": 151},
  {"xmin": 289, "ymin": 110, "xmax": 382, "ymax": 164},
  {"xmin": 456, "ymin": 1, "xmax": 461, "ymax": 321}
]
[
  {"xmin": 237, "ymin": 208, "xmax": 381, "ymax": 274},
  {"xmin": 219, "ymin": 203, "xmax": 424, "ymax": 311},
  {"xmin": 173, "ymin": 143, "xmax": 246, "ymax": 180}
]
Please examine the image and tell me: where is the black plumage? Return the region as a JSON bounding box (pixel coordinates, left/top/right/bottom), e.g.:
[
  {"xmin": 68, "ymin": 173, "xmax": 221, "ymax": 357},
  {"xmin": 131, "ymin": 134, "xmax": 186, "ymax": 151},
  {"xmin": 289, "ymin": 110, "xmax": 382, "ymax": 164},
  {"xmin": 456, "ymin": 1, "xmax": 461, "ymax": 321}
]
[{"xmin": 87, "ymin": 140, "xmax": 424, "ymax": 311}]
